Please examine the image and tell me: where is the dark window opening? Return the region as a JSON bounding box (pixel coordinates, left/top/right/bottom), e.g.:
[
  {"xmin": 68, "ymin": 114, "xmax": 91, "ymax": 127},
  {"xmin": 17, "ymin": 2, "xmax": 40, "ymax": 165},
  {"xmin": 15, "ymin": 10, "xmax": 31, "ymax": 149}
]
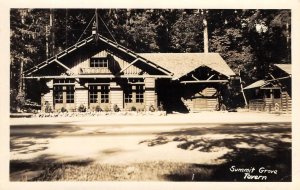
[
  {"xmin": 125, "ymin": 83, "xmax": 144, "ymax": 103},
  {"xmin": 124, "ymin": 86, "xmax": 133, "ymax": 103},
  {"xmin": 274, "ymin": 89, "xmax": 281, "ymax": 99},
  {"xmin": 89, "ymin": 85, "xmax": 110, "ymax": 104},
  {"xmin": 54, "ymin": 79, "xmax": 75, "ymax": 84},
  {"xmin": 66, "ymin": 86, "xmax": 74, "ymax": 103},
  {"xmin": 89, "ymin": 85, "xmax": 98, "ymax": 103},
  {"xmin": 100, "ymin": 85, "xmax": 110, "ymax": 103},
  {"xmin": 54, "ymin": 85, "xmax": 74, "ymax": 104},
  {"xmin": 265, "ymin": 89, "xmax": 271, "ymax": 98},
  {"xmin": 54, "ymin": 86, "xmax": 63, "ymax": 103},
  {"xmin": 136, "ymin": 85, "xmax": 144, "ymax": 103}
]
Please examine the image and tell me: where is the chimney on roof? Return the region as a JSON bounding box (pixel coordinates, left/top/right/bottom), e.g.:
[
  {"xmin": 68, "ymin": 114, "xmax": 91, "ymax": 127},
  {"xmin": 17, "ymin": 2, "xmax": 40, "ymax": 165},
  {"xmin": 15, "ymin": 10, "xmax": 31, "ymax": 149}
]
[
  {"xmin": 92, "ymin": 21, "xmax": 97, "ymax": 35},
  {"xmin": 93, "ymin": 9, "xmax": 99, "ymax": 36},
  {"xmin": 203, "ymin": 18, "xmax": 209, "ymax": 53}
]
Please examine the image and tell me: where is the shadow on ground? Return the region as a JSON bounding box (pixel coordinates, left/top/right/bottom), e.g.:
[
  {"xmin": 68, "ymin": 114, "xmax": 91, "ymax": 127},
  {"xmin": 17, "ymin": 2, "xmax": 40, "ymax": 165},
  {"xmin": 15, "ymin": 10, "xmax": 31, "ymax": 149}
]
[
  {"xmin": 10, "ymin": 154, "xmax": 94, "ymax": 181},
  {"xmin": 140, "ymin": 122, "xmax": 291, "ymax": 181}
]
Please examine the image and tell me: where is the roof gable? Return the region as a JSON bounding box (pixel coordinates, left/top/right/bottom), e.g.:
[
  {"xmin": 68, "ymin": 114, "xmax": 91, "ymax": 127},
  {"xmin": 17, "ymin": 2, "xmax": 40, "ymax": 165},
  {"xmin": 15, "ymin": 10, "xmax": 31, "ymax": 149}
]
[
  {"xmin": 138, "ymin": 53, "xmax": 235, "ymax": 79},
  {"xmin": 24, "ymin": 34, "xmax": 172, "ymax": 77}
]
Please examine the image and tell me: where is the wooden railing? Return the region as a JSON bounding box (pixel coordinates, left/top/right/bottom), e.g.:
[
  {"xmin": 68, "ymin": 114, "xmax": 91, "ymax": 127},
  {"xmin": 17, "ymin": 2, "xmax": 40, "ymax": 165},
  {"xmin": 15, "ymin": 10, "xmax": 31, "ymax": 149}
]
[{"xmin": 80, "ymin": 67, "xmax": 111, "ymax": 75}]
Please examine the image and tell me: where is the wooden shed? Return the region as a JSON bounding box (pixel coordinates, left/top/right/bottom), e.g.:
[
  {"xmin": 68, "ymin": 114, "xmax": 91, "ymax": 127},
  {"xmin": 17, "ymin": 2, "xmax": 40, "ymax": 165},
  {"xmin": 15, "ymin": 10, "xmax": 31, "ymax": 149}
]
[{"xmin": 244, "ymin": 64, "xmax": 291, "ymax": 113}]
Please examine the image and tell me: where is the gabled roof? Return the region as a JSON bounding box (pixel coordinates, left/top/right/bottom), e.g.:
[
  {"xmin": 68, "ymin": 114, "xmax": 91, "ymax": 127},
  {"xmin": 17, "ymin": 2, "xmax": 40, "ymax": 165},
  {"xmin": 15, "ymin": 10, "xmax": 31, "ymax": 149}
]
[
  {"xmin": 138, "ymin": 53, "xmax": 235, "ymax": 79},
  {"xmin": 23, "ymin": 34, "xmax": 172, "ymax": 76},
  {"xmin": 23, "ymin": 34, "xmax": 235, "ymax": 80},
  {"xmin": 244, "ymin": 80, "xmax": 267, "ymax": 90},
  {"xmin": 274, "ymin": 64, "xmax": 291, "ymax": 75}
]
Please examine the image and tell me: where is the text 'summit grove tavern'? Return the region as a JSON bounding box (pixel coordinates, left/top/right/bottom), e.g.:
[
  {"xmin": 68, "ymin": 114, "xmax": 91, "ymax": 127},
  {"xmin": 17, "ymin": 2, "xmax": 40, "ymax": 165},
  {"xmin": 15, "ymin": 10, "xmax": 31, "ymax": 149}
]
[{"xmin": 22, "ymin": 16, "xmax": 237, "ymax": 113}]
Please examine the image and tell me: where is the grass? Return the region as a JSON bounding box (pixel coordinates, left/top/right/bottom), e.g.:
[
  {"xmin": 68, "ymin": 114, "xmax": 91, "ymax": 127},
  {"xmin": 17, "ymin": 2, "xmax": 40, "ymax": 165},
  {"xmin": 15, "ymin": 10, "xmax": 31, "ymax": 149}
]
[{"xmin": 31, "ymin": 161, "xmax": 214, "ymax": 181}]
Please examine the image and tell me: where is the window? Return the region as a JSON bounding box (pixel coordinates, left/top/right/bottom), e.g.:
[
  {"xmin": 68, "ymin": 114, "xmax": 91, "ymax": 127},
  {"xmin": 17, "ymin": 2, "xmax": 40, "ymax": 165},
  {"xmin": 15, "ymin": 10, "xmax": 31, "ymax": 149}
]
[
  {"xmin": 89, "ymin": 85, "xmax": 110, "ymax": 103},
  {"xmin": 136, "ymin": 85, "xmax": 144, "ymax": 103},
  {"xmin": 89, "ymin": 85, "xmax": 98, "ymax": 103},
  {"xmin": 66, "ymin": 86, "xmax": 74, "ymax": 103},
  {"xmin": 53, "ymin": 79, "xmax": 75, "ymax": 104},
  {"xmin": 265, "ymin": 89, "xmax": 271, "ymax": 98},
  {"xmin": 124, "ymin": 83, "xmax": 144, "ymax": 103},
  {"xmin": 54, "ymin": 85, "xmax": 74, "ymax": 104},
  {"xmin": 90, "ymin": 58, "xmax": 108, "ymax": 67},
  {"xmin": 124, "ymin": 86, "xmax": 133, "ymax": 103},
  {"xmin": 100, "ymin": 85, "xmax": 109, "ymax": 103},
  {"xmin": 54, "ymin": 86, "xmax": 63, "ymax": 103},
  {"xmin": 274, "ymin": 89, "xmax": 281, "ymax": 99},
  {"xmin": 54, "ymin": 79, "xmax": 74, "ymax": 84}
]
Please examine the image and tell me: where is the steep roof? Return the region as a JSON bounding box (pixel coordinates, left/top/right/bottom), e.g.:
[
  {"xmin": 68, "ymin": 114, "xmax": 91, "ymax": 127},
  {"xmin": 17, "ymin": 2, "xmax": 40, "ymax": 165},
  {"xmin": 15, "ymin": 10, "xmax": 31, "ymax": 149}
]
[
  {"xmin": 23, "ymin": 34, "xmax": 172, "ymax": 76},
  {"xmin": 23, "ymin": 34, "xmax": 235, "ymax": 80},
  {"xmin": 138, "ymin": 53, "xmax": 235, "ymax": 79},
  {"xmin": 274, "ymin": 64, "xmax": 291, "ymax": 75}
]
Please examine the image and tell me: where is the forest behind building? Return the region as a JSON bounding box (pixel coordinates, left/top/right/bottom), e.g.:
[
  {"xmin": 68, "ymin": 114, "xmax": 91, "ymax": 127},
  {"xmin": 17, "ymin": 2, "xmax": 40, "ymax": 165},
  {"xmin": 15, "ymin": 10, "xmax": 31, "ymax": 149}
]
[{"xmin": 10, "ymin": 9, "xmax": 291, "ymax": 111}]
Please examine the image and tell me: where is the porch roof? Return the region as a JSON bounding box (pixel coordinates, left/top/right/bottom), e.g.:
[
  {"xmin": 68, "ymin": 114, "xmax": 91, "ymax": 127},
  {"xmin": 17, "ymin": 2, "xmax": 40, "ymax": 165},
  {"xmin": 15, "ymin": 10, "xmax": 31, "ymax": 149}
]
[
  {"xmin": 274, "ymin": 64, "xmax": 291, "ymax": 75},
  {"xmin": 244, "ymin": 80, "xmax": 267, "ymax": 90},
  {"xmin": 139, "ymin": 53, "xmax": 236, "ymax": 79}
]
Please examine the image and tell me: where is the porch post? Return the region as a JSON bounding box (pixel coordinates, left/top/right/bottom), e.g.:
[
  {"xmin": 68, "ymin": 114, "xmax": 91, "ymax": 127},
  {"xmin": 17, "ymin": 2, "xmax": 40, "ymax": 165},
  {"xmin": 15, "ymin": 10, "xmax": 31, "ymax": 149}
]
[
  {"xmin": 110, "ymin": 80, "xmax": 123, "ymax": 111},
  {"xmin": 144, "ymin": 77, "xmax": 157, "ymax": 111},
  {"xmin": 75, "ymin": 78, "xmax": 88, "ymax": 111}
]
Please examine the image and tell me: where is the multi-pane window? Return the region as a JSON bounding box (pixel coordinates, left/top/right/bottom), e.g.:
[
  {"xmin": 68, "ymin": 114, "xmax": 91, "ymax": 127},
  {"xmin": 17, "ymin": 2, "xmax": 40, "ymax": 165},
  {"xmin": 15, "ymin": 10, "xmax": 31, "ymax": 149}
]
[
  {"xmin": 54, "ymin": 85, "xmax": 74, "ymax": 104},
  {"xmin": 89, "ymin": 85, "xmax": 98, "ymax": 103},
  {"xmin": 100, "ymin": 85, "xmax": 109, "ymax": 103},
  {"xmin": 124, "ymin": 86, "xmax": 133, "ymax": 103},
  {"xmin": 89, "ymin": 85, "xmax": 110, "ymax": 103},
  {"xmin": 90, "ymin": 58, "xmax": 108, "ymax": 67},
  {"xmin": 54, "ymin": 86, "xmax": 63, "ymax": 103},
  {"xmin": 53, "ymin": 79, "xmax": 75, "ymax": 104},
  {"xmin": 66, "ymin": 86, "xmax": 75, "ymax": 103},
  {"xmin": 124, "ymin": 84, "xmax": 144, "ymax": 103},
  {"xmin": 136, "ymin": 85, "xmax": 144, "ymax": 103},
  {"xmin": 54, "ymin": 79, "xmax": 74, "ymax": 84}
]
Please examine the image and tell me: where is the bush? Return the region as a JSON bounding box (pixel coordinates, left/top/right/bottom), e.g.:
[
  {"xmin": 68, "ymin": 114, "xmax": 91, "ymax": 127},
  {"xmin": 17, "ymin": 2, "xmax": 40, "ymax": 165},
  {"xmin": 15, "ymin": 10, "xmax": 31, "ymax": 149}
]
[
  {"xmin": 104, "ymin": 106, "xmax": 110, "ymax": 112},
  {"xmin": 61, "ymin": 107, "xmax": 68, "ymax": 113},
  {"xmin": 149, "ymin": 105, "xmax": 155, "ymax": 112},
  {"xmin": 158, "ymin": 102, "xmax": 164, "ymax": 111},
  {"xmin": 113, "ymin": 104, "xmax": 120, "ymax": 112},
  {"xmin": 95, "ymin": 105, "xmax": 102, "ymax": 112},
  {"xmin": 45, "ymin": 102, "xmax": 52, "ymax": 113},
  {"xmin": 131, "ymin": 106, "xmax": 137, "ymax": 111},
  {"xmin": 78, "ymin": 104, "xmax": 86, "ymax": 112}
]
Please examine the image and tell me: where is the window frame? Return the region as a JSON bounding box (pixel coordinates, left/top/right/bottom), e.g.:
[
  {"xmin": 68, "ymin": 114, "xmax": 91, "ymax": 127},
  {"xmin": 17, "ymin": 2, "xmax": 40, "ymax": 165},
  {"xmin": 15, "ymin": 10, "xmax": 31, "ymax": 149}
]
[
  {"xmin": 89, "ymin": 84, "xmax": 110, "ymax": 104},
  {"xmin": 90, "ymin": 57, "xmax": 109, "ymax": 68},
  {"xmin": 54, "ymin": 86, "xmax": 64, "ymax": 104}
]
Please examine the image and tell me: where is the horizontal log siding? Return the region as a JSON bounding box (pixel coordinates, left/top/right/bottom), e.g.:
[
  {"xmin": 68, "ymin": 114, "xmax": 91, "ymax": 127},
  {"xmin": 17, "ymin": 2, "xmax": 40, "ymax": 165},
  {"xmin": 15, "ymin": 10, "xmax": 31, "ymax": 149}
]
[
  {"xmin": 110, "ymin": 81, "xmax": 123, "ymax": 110},
  {"xmin": 75, "ymin": 80, "xmax": 88, "ymax": 110},
  {"xmin": 189, "ymin": 87, "xmax": 218, "ymax": 112},
  {"xmin": 281, "ymin": 91, "xmax": 292, "ymax": 113},
  {"xmin": 41, "ymin": 79, "xmax": 53, "ymax": 112},
  {"xmin": 144, "ymin": 78, "xmax": 157, "ymax": 110},
  {"xmin": 249, "ymin": 99, "xmax": 265, "ymax": 111}
]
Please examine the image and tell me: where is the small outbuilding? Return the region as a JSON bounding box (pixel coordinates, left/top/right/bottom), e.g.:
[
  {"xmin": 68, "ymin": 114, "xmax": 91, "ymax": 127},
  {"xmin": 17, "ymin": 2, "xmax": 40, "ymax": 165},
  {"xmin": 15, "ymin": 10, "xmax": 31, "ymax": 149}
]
[{"xmin": 244, "ymin": 64, "xmax": 291, "ymax": 113}]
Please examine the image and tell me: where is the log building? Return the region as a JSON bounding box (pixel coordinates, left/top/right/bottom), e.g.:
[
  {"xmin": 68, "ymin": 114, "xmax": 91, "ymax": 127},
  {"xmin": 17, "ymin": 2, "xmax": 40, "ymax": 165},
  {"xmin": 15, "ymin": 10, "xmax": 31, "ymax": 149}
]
[
  {"xmin": 23, "ymin": 31, "xmax": 236, "ymax": 113},
  {"xmin": 244, "ymin": 64, "xmax": 291, "ymax": 113}
]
